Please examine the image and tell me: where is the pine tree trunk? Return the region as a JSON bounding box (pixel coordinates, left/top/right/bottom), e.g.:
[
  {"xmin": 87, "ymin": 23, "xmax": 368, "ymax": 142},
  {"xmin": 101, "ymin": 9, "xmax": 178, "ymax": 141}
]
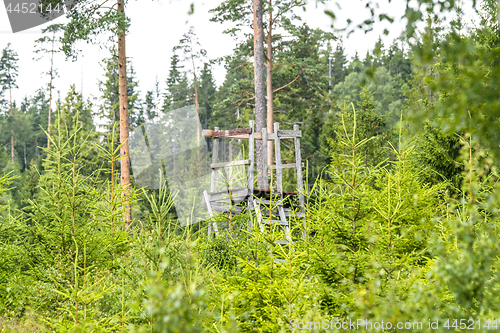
[
  {"xmin": 117, "ymin": 0, "xmax": 131, "ymax": 226},
  {"xmin": 266, "ymin": 1, "xmax": 273, "ymax": 167},
  {"xmin": 253, "ymin": 0, "xmax": 268, "ymax": 189},
  {"xmin": 10, "ymin": 88, "xmax": 14, "ymax": 162}
]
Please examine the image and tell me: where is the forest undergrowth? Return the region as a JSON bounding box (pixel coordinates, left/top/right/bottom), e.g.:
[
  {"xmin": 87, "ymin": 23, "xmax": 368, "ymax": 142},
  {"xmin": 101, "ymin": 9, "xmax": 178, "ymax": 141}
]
[
  {"xmin": 1, "ymin": 0, "xmax": 500, "ymax": 331},
  {"xmin": 0, "ymin": 104, "xmax": 498, "ymax": 333}
]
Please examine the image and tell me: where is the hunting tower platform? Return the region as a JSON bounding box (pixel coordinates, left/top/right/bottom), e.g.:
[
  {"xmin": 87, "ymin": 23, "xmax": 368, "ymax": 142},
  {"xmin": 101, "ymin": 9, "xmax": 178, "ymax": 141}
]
[{"xmin": 201, "ymin": 121, "xmax": 306, "ymax": 243}]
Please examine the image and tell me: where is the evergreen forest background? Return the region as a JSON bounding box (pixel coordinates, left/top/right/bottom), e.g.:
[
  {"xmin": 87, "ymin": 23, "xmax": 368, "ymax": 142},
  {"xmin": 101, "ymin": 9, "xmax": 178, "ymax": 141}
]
[{"xmin": 1, "ymin": 0, "xmax": 500, "ymax": 331}]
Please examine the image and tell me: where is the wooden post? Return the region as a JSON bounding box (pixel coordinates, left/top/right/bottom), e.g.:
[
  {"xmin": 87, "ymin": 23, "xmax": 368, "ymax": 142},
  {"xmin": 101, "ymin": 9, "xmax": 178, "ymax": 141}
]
[
  {"xmin": 248, "ymin": 121, "xmax": 255, "ymax": 227},
  {"xmin": 261, "ymin": 127, "xmax": 269, "ymax": 190},
  {"xmin": 274, "ymin": 123, "xmax": 283, "ymax": 196},
  {"xmin": 210, "ymin": 127, "xmax": 219, "ymax": 193},
  {"xmin": 273, "ymin": 122, "xmax": 291, "ymax": 242},
  {"xmin": 254, "ymin": 199, "xmax": 265, "ymax": 233},
  {"xmin": 294, "ymin": 124, "xmax": 305, "ymax": 209},
  {"xmin": 209, "ymin": 127, "xmax": 219, "ymax": 236},
  {"xmin": 294, "ymin": 123, "xmax": 306, "ymax": 236},
  {"xmin": 204, "ymin": 190, "xmax": 219, "ymax": 237}
]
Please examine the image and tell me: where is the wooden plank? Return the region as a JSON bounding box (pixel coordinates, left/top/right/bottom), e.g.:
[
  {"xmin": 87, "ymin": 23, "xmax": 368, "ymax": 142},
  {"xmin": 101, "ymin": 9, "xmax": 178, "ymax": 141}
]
[
  {"xmin": 201, "ymin": 199, "xmax": 244, "ymax": 211},
  {"xmin": 203, "ymin": 130, "xmax": 263, "ymax": 141},
  {"xmin": 284, "ymin": 209, "xmax": 305, "ymax": 218},
  {"xmin": 210, "ymin": 195, "xmax": 248, "ymax": 204},
  {"xmin": 268, "ymin": 130, "xmax": 301, "ymax": 140},
  {"xmin": 208, "ymin": 187, "xmax": 249, "ymax": 196},
  {"xmin": 203, "ymin": 128, "xmax": 251, "ymax": 137},
  {"xmin": 202, "ymin": 129, "xmax": 213, "ymax": 137},
  {"xmin": 211, "ymin": 159, "xmax": 250, "ymax": 169},
  {"xmin": 261, "ymin": 219, "xmax": 288, "ymax": 226},
  {"xmin": 278, "ymin": 130, "xmax": 301, "ymax": 138},
  {"xmin": 220, "ymin": 133, "xmax": 262, "ymax": 140},
  {"xmin": 226, "ymin": 134, "xmax": 249, "ymax": 140},
  {"xmin": 212, "ymin": 204, "xmax": 243, "ymax": 214},
  {"xmin": 212, "ymin": 128, "xmax": 251, "ymax": 138},
  {"xmin": 259, "ymin": 212, "xmax": 281, "ymax": 220},
  {"xmin": 269, "ymin": 163, "xmax": 304, "ymax": 170},
  {"xmin": 220, "ymin": 133, "xmax": 260, "ymax": 140},
  {"xmin": 261, "ymin": 198, "xmax": 286, "ymax": 206},
  {"xmin": 207, "ymin": 188, "xmax": 249, "ymax": 202}
]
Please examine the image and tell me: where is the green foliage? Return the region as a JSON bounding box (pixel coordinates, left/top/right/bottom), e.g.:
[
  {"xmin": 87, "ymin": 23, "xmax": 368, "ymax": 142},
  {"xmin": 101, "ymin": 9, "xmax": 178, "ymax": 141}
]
[
  {"xmin": 98, "ymin": 47, "xmax": 141, "ymax": 132},
  {"xmin": 0, "ymin": 310, "xmax": 47, "ymax": 332},
  {"xmin": 411, "ymin": 121, "xmax": 463, "ymax": 192},
  {"xmin": 59, "ymin": 0, "xmax": 129, "ymax": 59},
  {"xmin": 0, "ymin": 43, "xmax": 19, "ymax": 105},
  {"xmin": 162, "ymin": 53, "xmax": 192, "ymax": 113},
  {"xmin": 322, "ymin": 93, "xmax": 393, "ymax": 167},
  {"xmin": 135, "ymin": 258, "xmax": 206, "ymax": 333},
  {"xmin": 332, "ymin": 67, "xmax": 406, "ymax": 119},
  {"xmin": 23, "ymin": 112, "xmax": 129, "ymax": 270},
  {"xmin": 310, "ymin": 108, "xmax": 442, "ymax": 318},
  {"xmin": 143, "ymin": 76, "xmax": 162, "ymax": 122},
  {"xmin": 0, "ymin": 114, "xmax": 131, "ymax": 323},
  {"xmin": 199, "ymin": 63, "xmax": 217, "ymax": 132},
  {"xmin": 408, "ymin": 3, "xmax": 500, "ymax": 162},
  {"xmin": 198, "ymin": 219, "xmax": 327, "ymax": 332},
  {"xmin": 3, "ymin": 1, "xmax": 500, "ymax": 331},
  {"xmin": 33, "ymin": 23, "xmax": 64, "ymax": 94},
  {"xmin": 330, "ymin": 42, "xmax": 348, "ymax": 86}
]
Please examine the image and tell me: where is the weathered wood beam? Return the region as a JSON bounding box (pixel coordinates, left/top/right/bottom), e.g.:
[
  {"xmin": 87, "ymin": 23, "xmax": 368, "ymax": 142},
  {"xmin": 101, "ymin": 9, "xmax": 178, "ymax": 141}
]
[
  {"xmin": 203, "ymin": 128, "xmax": 251, "ymax": 138},
  {"xmin": 205, "ymin": 188, "xmax": 250, "ymax": 202},
  {"xmin": 269, "ymin": 163, "xmax": 304, "ymax": 170},
  {"xmin": 211, "ymin": 159, "xmax": 251, "ymax": 169}
]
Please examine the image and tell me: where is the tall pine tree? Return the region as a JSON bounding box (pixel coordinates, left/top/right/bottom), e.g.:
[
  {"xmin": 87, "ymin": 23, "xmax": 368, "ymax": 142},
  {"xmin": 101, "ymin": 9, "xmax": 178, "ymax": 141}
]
[
  {"xmin": 331, "ymin": 41, "xmax": 347, "ymax": 86},
  {"xmin": 34, "ymin": 23, "xmax": 64, "ymax": 150},
  {"xmin": 0, "ymin": 44, "xmax": 19, "ymax": 162},
  {"xmin": 162, "ymin": 52, "xmax": 191, "ymax": 113}
]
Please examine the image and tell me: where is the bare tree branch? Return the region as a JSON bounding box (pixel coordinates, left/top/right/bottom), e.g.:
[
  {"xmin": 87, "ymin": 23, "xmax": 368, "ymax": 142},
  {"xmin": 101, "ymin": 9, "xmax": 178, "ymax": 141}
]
[{"xmin": 272, "ymin": 70, "xmax": 303, "ymax": 94}]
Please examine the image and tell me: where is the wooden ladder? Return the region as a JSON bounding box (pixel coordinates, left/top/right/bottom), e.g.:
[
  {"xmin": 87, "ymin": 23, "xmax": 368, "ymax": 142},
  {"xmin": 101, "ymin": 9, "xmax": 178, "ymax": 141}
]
[
  {"xmin": 253, "ymin": 122, "xmax": 306, "ymax": 244},
  {"xmin": 202, "ymin": 121, "xmax": 305, "ymax": 241},
  {"xmin": 202, "ymin": 121, "xmax": 255, "ymax": 236}
]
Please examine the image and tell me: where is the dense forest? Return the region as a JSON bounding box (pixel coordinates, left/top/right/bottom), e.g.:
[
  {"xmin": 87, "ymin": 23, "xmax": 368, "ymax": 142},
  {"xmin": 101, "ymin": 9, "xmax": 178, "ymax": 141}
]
[{"xmin": 1, "ymin": 0, "xmax": 500, "ymax": 331}]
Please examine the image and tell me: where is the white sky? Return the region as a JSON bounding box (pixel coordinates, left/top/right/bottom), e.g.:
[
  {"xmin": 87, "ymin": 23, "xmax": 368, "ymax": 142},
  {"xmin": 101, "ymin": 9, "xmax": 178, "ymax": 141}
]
[{"xmin": 0, "ymin": 0, "xmax": 412, "ymax": 106}]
